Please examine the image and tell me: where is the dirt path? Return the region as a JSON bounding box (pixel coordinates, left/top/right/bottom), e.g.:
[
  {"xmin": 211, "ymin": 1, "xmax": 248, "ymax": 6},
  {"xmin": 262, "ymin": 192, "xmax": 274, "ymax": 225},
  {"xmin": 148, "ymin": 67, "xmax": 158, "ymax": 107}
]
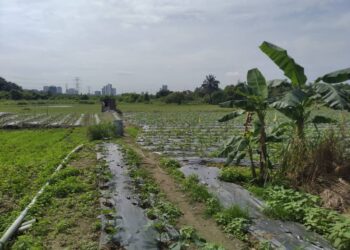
[{"xmin": 123, "ymin": 136, "xmax": 246, "ymax": 250}]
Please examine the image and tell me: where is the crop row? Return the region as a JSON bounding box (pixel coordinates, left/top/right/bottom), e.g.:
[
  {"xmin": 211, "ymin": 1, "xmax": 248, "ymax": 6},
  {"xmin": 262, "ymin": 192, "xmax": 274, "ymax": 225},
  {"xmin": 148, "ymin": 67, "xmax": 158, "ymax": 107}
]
[
  {"xmin": 124, "ymin": 110, "xmax": 348, "ymax": 158},
  {"xmin": 0, "ymin": 113, "xmax": 104, "ymax": 128}
]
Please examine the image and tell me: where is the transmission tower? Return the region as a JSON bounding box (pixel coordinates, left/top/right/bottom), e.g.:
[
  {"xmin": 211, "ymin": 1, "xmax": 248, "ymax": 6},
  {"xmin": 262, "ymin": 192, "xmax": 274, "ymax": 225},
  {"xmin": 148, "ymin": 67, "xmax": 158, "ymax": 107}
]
[{"xmin": 74, "ymin": 77, "xmax": 80, "ymax": 94}]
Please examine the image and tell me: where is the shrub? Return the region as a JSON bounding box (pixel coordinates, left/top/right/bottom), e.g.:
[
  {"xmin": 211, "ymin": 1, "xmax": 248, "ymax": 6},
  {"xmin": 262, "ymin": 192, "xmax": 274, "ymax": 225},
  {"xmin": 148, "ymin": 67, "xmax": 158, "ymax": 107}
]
[
  {"xmin": 87, "ymin": 123, "xmax": 117, "ymax": 140},
  {"xmin": 219, "ymin": 167, "xmax": 250, "ymax": 183},
  {"xmin": 328, "ymin": 218, "xmax": 350, "ymax": 250},
  {"xmin": 215, "ymin": 205, "xmax": 249, "ymax": 225}
]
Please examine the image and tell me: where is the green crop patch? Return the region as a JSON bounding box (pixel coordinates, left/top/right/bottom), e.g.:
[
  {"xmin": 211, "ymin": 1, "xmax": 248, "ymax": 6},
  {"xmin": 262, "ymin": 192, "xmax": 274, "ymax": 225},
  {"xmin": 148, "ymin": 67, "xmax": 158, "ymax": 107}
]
[{"xmin": 0, "ymin": 128, "xmax": 87, "ymax": 235}]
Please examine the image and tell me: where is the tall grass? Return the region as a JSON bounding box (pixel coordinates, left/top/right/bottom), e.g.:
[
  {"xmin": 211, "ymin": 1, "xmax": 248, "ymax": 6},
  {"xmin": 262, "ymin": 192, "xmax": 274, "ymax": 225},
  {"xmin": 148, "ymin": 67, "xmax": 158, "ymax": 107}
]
[{"xmin": 87, "ymin": 123, "xmax": 118, "ymax": 140}]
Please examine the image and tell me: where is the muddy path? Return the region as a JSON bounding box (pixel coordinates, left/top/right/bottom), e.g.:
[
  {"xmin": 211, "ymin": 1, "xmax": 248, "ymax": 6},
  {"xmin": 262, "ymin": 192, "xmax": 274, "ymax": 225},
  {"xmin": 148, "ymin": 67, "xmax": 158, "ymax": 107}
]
[{"xmin": 123, "ymin": 136, "xmax": 246, "ymax": 250}]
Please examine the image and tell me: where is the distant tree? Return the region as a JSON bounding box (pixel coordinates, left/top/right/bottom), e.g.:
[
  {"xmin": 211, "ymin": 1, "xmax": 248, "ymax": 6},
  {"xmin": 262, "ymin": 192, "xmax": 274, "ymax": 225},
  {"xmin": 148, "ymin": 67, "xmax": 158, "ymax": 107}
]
[
  {"xmin": 201, "ymin": 74, "xmax": 220, "ymax": 104},
  {"xmin": 9, "ymin": 89, "xmax": 23, "ymax": 100},
  {"xmin": 211, "ymin": 90, "xmax": 226, "ymax": 104},
  {"xmin": 156, "ymin": 88, "xmax": 172, "ymax": 98},
  {"xmin": 144, "ymin": 92, "xmax": 150, "ymax": 103},
  {"xmin": 0, "ymin": 77, "xmax": 22, "ymax": 92},
  {"xmin": 80, "ymin": 94, "xmax": 89, "ymax": 100},
  {"xmin": 164, "ymin": 92, "xmax": 185, "ymax": 105}
]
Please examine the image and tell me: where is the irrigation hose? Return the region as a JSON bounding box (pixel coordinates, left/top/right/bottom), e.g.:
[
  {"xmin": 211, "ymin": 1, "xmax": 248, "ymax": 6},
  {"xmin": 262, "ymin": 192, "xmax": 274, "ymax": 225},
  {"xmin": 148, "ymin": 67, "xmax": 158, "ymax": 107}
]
[{"xmin": 0, "ymin": 144, "xmax": 84, "ymax": 249}]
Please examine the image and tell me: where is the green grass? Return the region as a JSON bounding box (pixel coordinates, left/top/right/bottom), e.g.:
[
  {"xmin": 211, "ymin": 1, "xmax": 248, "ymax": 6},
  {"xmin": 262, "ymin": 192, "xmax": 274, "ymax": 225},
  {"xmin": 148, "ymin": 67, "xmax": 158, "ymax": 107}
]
[
  {"xmin": 10, "ymin": 145, "xmax": 102, "ymax": 249},
  {"xmin": 0, "ymin": 128, "xmax": 87, "ymax": 235}
]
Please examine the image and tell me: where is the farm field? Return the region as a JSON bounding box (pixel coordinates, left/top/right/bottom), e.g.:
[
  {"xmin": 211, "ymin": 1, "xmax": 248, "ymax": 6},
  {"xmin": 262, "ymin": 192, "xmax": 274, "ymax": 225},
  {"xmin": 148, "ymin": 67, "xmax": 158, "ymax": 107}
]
[
  {"xmin": 0, "ymin": 128, "xmax": 87, "ymax": 236},
  {"xmin": 123, "ymin": 104, "xmax": 350, "ymax": 158},
  {"xmin": 0, "ymin": 102, "xmax": 117, "ymax": 128},
  {"xmin": 1, "ymin": 103, "xmax": 350, "ymax": 249}
]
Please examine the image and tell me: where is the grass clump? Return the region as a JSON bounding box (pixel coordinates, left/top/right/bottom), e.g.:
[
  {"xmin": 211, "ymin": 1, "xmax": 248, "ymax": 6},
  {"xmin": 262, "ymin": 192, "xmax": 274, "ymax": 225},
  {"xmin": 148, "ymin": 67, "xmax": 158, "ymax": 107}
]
[
  {"xmin": 214, "ymin": 205, "xmax": 250, "ymax": 241},
  {"xmin": 159, "ymin": 158, "xmax": 185, "ymax": 182},
  {"xmin": 87, "ymin": 123, "xmax": 118, "ymax": 140},
  {"xmin": 125, "ymin": 126, "xmax": 140, "ymax": 138},
  {"xmin": 183, "ymin": 174, "xmax": 212, "ymax": 202},
  {"xmin": 219, "ymin": 167, "xmax": 252, "ymax": 183}
]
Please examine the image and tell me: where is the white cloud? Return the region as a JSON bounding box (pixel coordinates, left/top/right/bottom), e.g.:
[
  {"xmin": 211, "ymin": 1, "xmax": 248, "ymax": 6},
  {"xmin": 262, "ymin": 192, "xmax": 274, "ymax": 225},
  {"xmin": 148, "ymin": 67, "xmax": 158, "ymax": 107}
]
[{"xmin": 0, "ymin": 0, "xmax": 349, "ymax": 93}]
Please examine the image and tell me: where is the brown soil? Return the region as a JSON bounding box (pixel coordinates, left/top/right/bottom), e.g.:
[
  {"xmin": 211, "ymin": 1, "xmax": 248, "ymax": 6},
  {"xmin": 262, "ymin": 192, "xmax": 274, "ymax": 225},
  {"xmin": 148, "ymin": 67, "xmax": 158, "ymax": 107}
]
[{"xmin": 123, "ymin": 136, "xmax": 246, "ymax": 250}]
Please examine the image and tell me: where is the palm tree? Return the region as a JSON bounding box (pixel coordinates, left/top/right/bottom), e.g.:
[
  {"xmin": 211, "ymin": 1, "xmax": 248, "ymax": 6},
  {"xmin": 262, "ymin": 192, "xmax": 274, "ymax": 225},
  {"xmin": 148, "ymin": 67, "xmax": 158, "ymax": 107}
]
[{"xmin": 201, "ymin": 74, "xmax": 220, "ymax": 104}]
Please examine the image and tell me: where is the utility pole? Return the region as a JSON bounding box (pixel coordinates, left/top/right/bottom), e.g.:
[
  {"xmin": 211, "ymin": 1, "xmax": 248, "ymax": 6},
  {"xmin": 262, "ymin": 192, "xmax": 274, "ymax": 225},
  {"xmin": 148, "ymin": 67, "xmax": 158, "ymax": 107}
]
[{"xmin": 75, "ymin": 77, "xmax": 80, "ymax": 94}]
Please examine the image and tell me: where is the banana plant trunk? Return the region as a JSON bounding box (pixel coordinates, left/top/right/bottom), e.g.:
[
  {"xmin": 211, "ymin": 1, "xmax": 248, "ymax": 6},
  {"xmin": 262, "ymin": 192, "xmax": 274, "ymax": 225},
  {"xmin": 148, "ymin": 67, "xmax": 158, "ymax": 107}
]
[
  {"xmin": 244, "ymin": 112, "xmax": 257, "ymax": 179},
  {"xmin": 296, "ymin": 119, "xmax": 305, "ymax": 139},
  {"xmin": 257, "ymin": 112, "xmax": 268, "ymax": 182}
]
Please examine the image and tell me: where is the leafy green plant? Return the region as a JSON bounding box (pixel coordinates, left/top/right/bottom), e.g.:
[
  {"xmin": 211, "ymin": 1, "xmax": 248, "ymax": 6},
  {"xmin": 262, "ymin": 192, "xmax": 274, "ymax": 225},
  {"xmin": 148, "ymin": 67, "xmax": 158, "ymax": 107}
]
[
  {"xmin": 87, "ymin": 123, "xmax": 118, "ymax": 140},
  {"xmin": 182, "ymin": 174, "xmax": 212, "ymax": 202},
  {"xmin": 11, "ymin": 235, "xmax": 42, "ymax": 250},
  {"xmin": 304, "ymin": 207, "xmax": 340, "ymax": 235},
  {"xmin": 219, "ymin": 167, "xmax": 251, "ymax": 183},
  {"xmin": 214, "ymin": 205, "xmax": 250, "ymax": 224},
  {"xmin": 260, "ymin": 41, "xmax": 350, "ymax": 139},
  {"xmin": 205, "ymin": 197, "xmax": 222, "ymax": 216},
  {"xmin": 202, "ymin": 243, "xmax": 226, "ymax": 250},
  {"xmin": 222, "ymin": 218, "xmax": 250, "ymax": 241},
  {"xmin": 219, "ymin": 68, "xmax": 284, "ymax": 182},
  {"xmin": 263, "ymin": 186, "xmax": 320, "ymax": 221},
  {"xmin": 328, "ymin": 218, "xmax": 350, "ymax": 250}
]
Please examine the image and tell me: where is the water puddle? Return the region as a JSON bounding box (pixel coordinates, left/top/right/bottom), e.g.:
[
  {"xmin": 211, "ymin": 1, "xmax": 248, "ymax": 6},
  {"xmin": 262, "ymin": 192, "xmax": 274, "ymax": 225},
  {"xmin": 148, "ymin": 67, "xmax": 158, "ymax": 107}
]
[{"xmin": 179, "ymin": 161, "xmax": 334, "ymax": 250}]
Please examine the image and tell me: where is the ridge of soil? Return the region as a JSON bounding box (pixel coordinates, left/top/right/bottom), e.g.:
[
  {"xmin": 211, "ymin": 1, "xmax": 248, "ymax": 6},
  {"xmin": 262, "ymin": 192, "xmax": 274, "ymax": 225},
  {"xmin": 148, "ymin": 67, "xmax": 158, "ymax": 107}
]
[{"xmin": 123, "ymin": 135, "xmax": 246, "ymax": 250}]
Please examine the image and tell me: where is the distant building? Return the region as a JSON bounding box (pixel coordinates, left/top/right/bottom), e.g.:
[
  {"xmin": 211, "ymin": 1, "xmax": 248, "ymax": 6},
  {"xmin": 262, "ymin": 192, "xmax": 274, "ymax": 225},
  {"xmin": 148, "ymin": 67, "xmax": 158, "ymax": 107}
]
[
  {"xmin": 43, "ymin": 86, "xmax": 49, "ymax": 92},
  {"xmin": 102, "ymin": 83, "xmax": 116, "ymax": 96},
  {"xmin": 94, "ymin": 91, "xmax": 101, "ymax": 96},
  {"xmin": 161, "ymin": 85, "xmax": 168, "ymax": 91},
  {"xmin": 57, "ymin": 87, "xmax": 62, "ymax": 94},
  {"xmin": 43, "ymin": 85, "xmax": 63, "ymax": 94},
  {"xmin": 66, "ymin": 88, "xmax": 79, "ymax": 95}
]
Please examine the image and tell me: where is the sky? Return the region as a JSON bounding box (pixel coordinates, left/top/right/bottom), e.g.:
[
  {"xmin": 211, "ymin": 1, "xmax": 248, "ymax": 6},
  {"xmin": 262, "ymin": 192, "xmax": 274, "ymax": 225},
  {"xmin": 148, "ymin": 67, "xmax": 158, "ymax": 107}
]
[{"xmin": 0, "ymin": 0, "xmax": 350, "ymax": 94}]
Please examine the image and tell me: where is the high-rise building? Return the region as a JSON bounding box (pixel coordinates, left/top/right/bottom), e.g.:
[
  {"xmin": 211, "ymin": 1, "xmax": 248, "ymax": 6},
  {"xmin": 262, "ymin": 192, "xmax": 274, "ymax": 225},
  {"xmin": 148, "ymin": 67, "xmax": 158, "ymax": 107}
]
[
  {"xmin": 94, "ymin": 91, "xmax": 101, "ymax": 96},
  {"xmin": 102, "ymin": 84, "xmax": 116, "ymax": 96},
  {"xmin": 43, "ymin": 85, "xmax": 63, "ymax": 94},
  {"xmin": 66, "ymin": 88, "xmax": 79, "ymax": 95},
  {"xmin": 43, "ymin": 86, "xmax": 49, "ymax": 92},
  {"xmin": 57, "ymin": 87, "xmax": 62, "ymax": 94}
]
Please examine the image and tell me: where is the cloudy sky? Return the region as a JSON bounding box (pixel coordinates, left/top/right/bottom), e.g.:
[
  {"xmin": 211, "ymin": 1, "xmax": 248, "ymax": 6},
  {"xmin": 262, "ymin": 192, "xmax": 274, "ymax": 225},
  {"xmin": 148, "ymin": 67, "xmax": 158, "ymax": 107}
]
[{"xmin": 1, "ymin": 0, "xmax": 349, "ymax": 93}]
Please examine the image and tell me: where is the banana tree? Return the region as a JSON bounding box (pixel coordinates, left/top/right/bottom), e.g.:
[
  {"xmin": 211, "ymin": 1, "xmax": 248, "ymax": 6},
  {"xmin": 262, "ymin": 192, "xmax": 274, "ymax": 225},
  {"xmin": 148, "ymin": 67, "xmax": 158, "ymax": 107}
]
[
  {"xmin": 260, "ymin": 41, "xmax": 350, "ymax": 138},
  {"xmin": 218, "ymin": 68, "xmax": 272, "ymax": 182}
]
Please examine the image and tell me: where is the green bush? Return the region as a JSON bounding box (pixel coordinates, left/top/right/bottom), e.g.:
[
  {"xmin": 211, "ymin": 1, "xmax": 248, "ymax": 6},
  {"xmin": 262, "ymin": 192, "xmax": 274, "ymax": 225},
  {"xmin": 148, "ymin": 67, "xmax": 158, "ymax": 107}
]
[
  {"xmin": 215, "ymin": 205, "xmax": 249, "ymax": 225},
  {"xmin": 328, "ymin": 218, "xmax": 350, "ymax": 250},
  {"xmin": 87, "ymin": 123, "xmax": 117, "ymax": 140},
  {"xmin": 219, "ymin": 167, "xmax": 250, "ymax": 183},
  {"xmin": 304, "ymin": 207, "xmax": 340, "ymax": 235},
  {"xmin": 263, "ymin": 186, "xmax": 320, "ymax": 221},
  {"xmin": 261, "ymin": 186, "xmax": 350, "ymax": 249}
]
